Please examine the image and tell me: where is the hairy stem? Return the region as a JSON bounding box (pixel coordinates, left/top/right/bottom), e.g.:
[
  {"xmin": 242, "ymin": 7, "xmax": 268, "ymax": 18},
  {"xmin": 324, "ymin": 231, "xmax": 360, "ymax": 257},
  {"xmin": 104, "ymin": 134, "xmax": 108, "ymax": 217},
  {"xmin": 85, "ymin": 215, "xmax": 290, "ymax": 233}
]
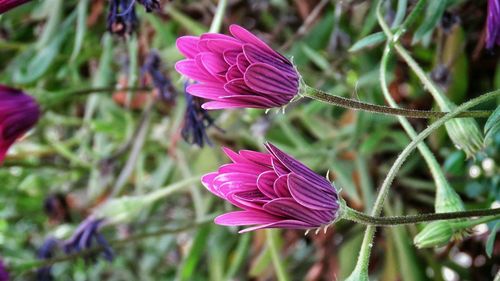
[
  {"xmin": 303, "ymin": 85, "xmax": 490, "ymax": 118},
  {"xmin": 343, "ymin": 206, "xmax": 500, "ymax": 226}
]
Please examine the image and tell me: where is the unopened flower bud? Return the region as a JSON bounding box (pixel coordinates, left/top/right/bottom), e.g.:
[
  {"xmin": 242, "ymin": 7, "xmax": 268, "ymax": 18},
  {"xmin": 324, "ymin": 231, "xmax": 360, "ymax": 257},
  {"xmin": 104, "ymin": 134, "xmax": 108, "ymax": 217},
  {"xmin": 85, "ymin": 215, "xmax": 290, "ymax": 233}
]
[
  {"xmin": 445, "ymin": 116, "xmax": 484, "ymax": 158},
  {"xmin": 414, "ymin": 221, "xmax": 454, "ymax": 248}
]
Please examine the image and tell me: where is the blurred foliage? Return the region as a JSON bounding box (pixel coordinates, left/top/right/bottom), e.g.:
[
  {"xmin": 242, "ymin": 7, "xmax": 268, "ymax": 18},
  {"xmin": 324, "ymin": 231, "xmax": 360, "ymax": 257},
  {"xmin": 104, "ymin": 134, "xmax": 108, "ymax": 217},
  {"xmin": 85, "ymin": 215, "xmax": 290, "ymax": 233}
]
[{"xmin": 0, "ymin": 0, "xmax": 499, "ymax": 280}]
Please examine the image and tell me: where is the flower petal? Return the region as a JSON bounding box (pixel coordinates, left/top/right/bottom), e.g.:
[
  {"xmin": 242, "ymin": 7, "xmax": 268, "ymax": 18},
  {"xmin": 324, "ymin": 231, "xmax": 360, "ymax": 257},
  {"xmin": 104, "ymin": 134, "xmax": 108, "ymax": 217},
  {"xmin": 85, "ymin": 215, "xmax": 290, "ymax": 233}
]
[
  {"xmin": 186, "ymin": 83, "xmax": 225, "ymax": 100},
  {"xmin": 176, "ymin": 36, "xmax": 200, "ymax": 59},
  {"xmin": 243, "ymin": 43, "xmax": 296, "ymax": 78},
  {"xmin": 175, "ymin": 59, "xmax": 213, "ymax": 82},
  {"xmin": 273, "ymin": 174, "xmax": 291, "ymax": 197},
  {"xmin": 263, "ymin": 198, "xmax": 333, "ymax": 225},
  {"xmin": 238, "ymin": 219, "xmax": 313, "ymax": 233},
  {"xmin": 288, "ymin": 173, "xmax": 339, "ymax": 211},
  {"xmin": 257, "ymin": 171, "xmax": 278, "ymax": 199},
  {"xmin": 244, "ymin": 63, "xmax": 298, "ymax": 99},
  {"xmin": 214, "ymin": 211, "xmax": 281, "ymax": 226}
]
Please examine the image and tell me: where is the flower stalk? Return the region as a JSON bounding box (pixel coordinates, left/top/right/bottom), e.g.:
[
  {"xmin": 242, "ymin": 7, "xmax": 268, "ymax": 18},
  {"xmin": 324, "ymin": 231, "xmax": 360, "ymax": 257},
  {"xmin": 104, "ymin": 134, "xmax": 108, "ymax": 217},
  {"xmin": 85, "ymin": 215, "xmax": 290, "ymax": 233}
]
[
  {"xmin": 341, "ymin": 205, "xmax": 500, "ymax": 226},
  {"xmin": 302, "ymin": 85, "xmax": 490, "ymax": 119}
]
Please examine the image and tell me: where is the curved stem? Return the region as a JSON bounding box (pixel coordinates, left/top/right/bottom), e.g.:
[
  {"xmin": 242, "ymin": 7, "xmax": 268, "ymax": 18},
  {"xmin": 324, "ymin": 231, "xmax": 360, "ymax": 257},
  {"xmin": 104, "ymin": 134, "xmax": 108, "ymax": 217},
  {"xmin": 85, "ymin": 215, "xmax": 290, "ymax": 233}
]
[
  {"xmin": 209, "ymin": 0, "xmax": 227, "ymax": 33},
  {"xmin": 351, "ymin": 88, "xmax": 500, "ymax": 275},
  {"xmin": 343, "ymin": 206, "xmax": 500, "ymax": 226},
  {"xmin": 302, "ymin": 85, "xmax": 490, "ymax": 118}
]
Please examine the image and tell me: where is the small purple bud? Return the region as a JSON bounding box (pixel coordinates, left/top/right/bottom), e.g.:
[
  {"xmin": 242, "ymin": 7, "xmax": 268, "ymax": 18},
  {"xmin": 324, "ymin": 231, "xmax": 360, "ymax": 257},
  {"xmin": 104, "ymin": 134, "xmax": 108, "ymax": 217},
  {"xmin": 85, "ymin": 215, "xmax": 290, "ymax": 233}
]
[
  {"xmin": 64, "ymin": 217, "xmax": 114, "ymax": 262},
  {"xmin": 486, "ymin": 0, "xmax": 500, "ymax": 50},
  {"xmin": 36, "ymin": 238, "xmax": 59, "ymax": 281},
  {"xmin": 141, "ymin": 51, "xmax": 177, "ymax": 103},
  {"xmin": 107, "ymin": 0, "xmax": 139, "ymax": 37},
  {"xmin": 0, "ymin": 258, "xmax": 9, "ymax": 281}
]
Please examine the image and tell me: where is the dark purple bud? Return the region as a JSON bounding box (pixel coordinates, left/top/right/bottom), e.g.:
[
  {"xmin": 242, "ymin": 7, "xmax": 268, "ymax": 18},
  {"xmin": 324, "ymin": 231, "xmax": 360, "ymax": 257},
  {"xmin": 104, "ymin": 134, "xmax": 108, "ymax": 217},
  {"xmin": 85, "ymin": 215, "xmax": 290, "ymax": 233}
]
[
  {"xmin": 486, "ymin": 0, "xmax": 500, "ymax": 50},
  {"xmin": 64, "ymin": 217, "xmax": 114, "ymax": 262},
  {"xmin": 0, "ymin": 258, "xmax": 9, "ymax": 281},
  {"xmin": 44, "ymin": 193, "xmax": 72, "ymax": 223},
  {"xmin": 181, "ymin": 82, "xmax": 220, "ymax": 147},
  {"xmin": 36, "ymin": 238, "xmax": 59, "ymax": 281},
  {"xmin": 107, "ymin": 0, "xmax": 138, "ymax": 36},
  {"xmin": 137, "ymin": 0, "xmax": 160, "ymax": 12},
  {"xmin": 141, "ymin": 51, "xmax": 177, "ymax": 103}
]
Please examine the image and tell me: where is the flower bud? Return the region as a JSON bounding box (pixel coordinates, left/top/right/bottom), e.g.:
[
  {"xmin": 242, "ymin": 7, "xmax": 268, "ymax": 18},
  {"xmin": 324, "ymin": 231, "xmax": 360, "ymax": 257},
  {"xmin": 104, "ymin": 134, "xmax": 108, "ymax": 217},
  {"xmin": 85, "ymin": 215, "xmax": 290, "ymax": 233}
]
[
  {"xmin": 445, "ymin": 116, "xmax": 484, "ymax": 158},
  {"xmin": 435, "ymin": 184, "xmax": 465, "ymax": 213},
  {"xmin": 414, "ymin": 221, "xmax": 454, "ymax": 248}
]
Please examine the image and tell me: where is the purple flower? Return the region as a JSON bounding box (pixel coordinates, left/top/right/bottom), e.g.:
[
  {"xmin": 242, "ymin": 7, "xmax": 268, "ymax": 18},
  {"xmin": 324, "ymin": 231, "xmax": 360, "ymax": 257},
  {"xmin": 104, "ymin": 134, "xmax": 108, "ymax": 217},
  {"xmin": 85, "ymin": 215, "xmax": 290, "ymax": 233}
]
[
  {"xmin": 202, "ymin": 143, "xmax": 339, "ymax": 233},
  {"xmin": 0, "ymin": 0, "xmax": 31, "ymax": 14},
  {"xmin": 0, "ymin": 85, "xmax": 40, "ymax": 164},
  {"xmin": 175, "ymin": 25, "xmax": 300, "ymax": 110},
  {"xmin": 64, "ymin": 217, "xmax": 114, "ymax": 261},
  {"xmin": 137, "ymin": 0, "xmax": 160, "ymax": 12},
  {"xmin": 36, "ymin": 238, "xmax": 59, "ymax": 281},
  {"xmin": 0, "ymin": 258, "xmax": 9, "ymax": 281},
  {"xmin": 181, "ymin": 82, "xmax": 218, "ymax": 147},
  {"xmin": 486, "ymin": 0, "xmax": 500, "ymax": 49},
  {"xmin": 141, "ymin": 51, "xmax": 177, "ymax": 103}
]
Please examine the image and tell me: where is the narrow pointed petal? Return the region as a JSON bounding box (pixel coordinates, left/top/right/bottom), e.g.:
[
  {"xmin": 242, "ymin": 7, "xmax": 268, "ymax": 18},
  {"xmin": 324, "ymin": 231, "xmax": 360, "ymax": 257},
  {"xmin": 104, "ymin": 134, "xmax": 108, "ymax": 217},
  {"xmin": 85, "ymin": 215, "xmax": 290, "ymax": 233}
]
[
  {"xmin": 244, "ymin": 63, "xmax": 298, "ymax": 99},
  {"xmin": 257, "ymin": 171, "xmax": 278, "ymax": 198},
  {"xmin": 263, "ymin": 198, "xmax": 333, "ymax": 225},
  {"xmin": 239, "ymin": 220, "xmax": 313, "ymax": 233},
  {"xmin": 176, "ymin": 36, "xmax": 200, "ymax": 59},
  {"xmin": 288, "ymin": 173, "xmax": 338, "ymax": 211},
  {"xmin": 215, "ymin": 211, "xmax": 281, "ymax": 226}
]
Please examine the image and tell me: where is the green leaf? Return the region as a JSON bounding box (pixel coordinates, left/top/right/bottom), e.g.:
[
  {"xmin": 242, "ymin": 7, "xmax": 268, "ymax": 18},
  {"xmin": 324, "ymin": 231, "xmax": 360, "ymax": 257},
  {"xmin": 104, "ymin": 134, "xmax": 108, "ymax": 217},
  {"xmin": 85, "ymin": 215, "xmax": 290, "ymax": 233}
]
[
  {"xmin": 349, "ymin": 31, "xmax": 387, "ymax": 52},
  {"xmin": 412, "ymin": 0, "xmax": 448, "ymax": 44},
  {"xmin": 70, "ymin": 0, "xmax": 88, "ymax": 62},
  {"xmin": 484, "ymin": 106, "xmax": 500, "ymax": 145},
  {"xmin": 486, "ymin": 221, "xmax": 500, "ymax": 258}
]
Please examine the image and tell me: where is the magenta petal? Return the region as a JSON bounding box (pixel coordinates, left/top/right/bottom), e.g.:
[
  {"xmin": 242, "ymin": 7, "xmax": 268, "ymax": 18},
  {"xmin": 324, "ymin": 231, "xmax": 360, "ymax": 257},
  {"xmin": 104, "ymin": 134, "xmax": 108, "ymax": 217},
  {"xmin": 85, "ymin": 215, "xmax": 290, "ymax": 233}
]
[
  {"xmin": 186, "ymin": 83, "xmax": 225, "ymax": 100},
  {"xmin": 226, "ymin": 65, "xmax": 243, "ymax": 81},
  {"xmin": 219, "ymin": 163, "xmax": 270, "ymax": 174},
  {"xmin": 244, "ymin": 63, "xmax": 298, "ymax": 99},
  {"xmin": 239, "ymin": 150, "xmax": 273, "ymax": 166},
  {"xmin": 175, "ymin": 60, "xmax": 213, "ymax": 82},
  {"xmin": 265, "ymin": 142, "xmax": 335, "ymax": 195},
  {"xmin": 222, "ymin": 147, "xmax": 252, "ymax": 164},
  {"xmin": 199, "ymin": 39, "xmax": 242, "ymax": 54},
  {"xmin": 200, "ymin": 32, "xmax": 241, "ymax": 42},
  {"xmin": 195, "ymin": 54, "xmax": 225, "ymax": 82},
  {"xmin": 263, "ymin": 198, "xmax": 332, "ymax": 225},
  {"xmin": 213, "ymin": 172, "xmax": 258, "ymax": 186},
  {"xmin": 243, "ymin": 44, "xmax": 296, "ymax": 77},
  {"xmin": 214, "ymin": 211, "xmax": 281, "ymax": 226},
  {"xmin": 229, "ymin": 24, "xmax": 276, "ymax": 55},
  {"xmin": 236, "ymin": 53, "xmax": 250, "ymax": 73},
  {"xmin": 176, "ymin": 36, "xmax": 200, "ymax": 59},
  {"xmin": 202, "ymin": 100, "xmax": 258, "ymax": 110},
  {"xmin": 288, "ymin": 173, "xmax": 338, "ymax": 211},
  {"xmin": 271, "ymin": 157, "xmax": 289, "ymax": 176},
  {"xmin": 221, "ymin": 95, "xmax": 280, "ymax": 108},
  {"xmin": 201, "ymin": 172, "xmax": 221, "ymax": 197},
  {"xmin": 273, "ymin": 175, "xmax": 291, "ymax": 197},
  {"xmin": 224, "ymin": 78, "xmax": 252, "ymax": 95},
  {"xmin": 200, "ymin": 52, "xmax": 228, "ymax": 79},
  {"xmin": 239, "ymin": 219, "xmax": 313, "ymax": 233},
  {"xmin": 223, "ymin": 49, "xmax": 241, "ymax": 65},
  {"xmin": 257, "ymin": 171, "xmax": 278, "ymax": 198}
]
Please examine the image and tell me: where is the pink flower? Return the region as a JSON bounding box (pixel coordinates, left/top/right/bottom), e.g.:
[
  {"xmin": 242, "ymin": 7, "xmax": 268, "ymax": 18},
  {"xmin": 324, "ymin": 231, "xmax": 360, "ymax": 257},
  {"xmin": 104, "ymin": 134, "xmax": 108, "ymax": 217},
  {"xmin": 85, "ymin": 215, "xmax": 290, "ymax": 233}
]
[
  {"xmin": 0, "ymin": 0, "xmax": 31, "ymax": 14},
  {"xmin": 0, "ymin": 85, "xmax": 40, "ymax": 164},
  {"xmin": 202, "ymin": 143, "xmax": 339, "ymax": 233},
  {"xmin": 175, "ymin": 25, "xmax": 300, "ymax": 110}
]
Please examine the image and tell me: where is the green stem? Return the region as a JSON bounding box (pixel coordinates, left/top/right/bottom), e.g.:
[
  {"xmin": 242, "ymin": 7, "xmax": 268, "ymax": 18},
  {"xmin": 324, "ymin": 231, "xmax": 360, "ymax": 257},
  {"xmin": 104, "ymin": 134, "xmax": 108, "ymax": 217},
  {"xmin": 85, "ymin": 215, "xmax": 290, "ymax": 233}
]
[
  {"xmin": 302, "ymin": 85, "xmax": 490, "ymax": 118},
  {"xmin": 209, "ymin": 0, "xmax": 227, "ymax": 33},
  {"xmin": 266, "ymin": 229, "xmax": 290, "ymax": 281},
  {"xmin": 350, "ymin": 89, "xmax": 500, "ymax": 275},
  {"xmin": 343, "ymin": 206, "xmax": 500, "ymax": 226}
]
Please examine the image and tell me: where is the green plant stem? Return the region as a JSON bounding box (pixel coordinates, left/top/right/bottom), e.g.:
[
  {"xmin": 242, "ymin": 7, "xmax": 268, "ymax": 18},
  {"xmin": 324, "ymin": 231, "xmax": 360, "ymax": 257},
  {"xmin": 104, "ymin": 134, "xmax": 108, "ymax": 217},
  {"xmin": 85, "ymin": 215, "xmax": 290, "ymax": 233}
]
[
  {"xmin": 13, "ymin": 217, "xmax": 214, "ymax": 273},
  {"xmin": 343, "ymin": 206, "xmax": 500, "ymax": 226},
  {"xmin": 350, "ymin": 89, "xmax": 500, "ymax": 276},
  {"xmin": 209, "ymin": 0, "xmax": 227, "ymax": 33},
  {"xmin": 302, "ymin": 85, "xmax": 490, "ymax": 118},
  {"xmin": 266, "ymin": 229, "xmax": 290, "ymax": 281}
]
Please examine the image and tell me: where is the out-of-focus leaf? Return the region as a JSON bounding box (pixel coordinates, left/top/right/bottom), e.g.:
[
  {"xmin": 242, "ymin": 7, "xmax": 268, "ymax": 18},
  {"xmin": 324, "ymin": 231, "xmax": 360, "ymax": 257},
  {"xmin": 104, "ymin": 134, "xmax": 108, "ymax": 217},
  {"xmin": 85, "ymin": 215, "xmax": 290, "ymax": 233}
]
[
  {"xmin": 392, "ymin": 0, "xmax": 408, "ymax": 28},
  {"xmin": 486, "ymin": 221, "xmax": 500, "ymax": 258},
  {"xmin": 179, "ymin": 225, "xmax": 211, "ymax": 281},
  {"xmin": 444, "ymin": 150, "xmax": 466, "ymax": 176},
  {"xmin": 349, "ymin": 32, "xmax": 387, "ymax": 52},
  {"xmin": 412, "ymin": 0, "xmax": 448, "ymax": 44},
  {"xmin": 338, "ymin": 230, "xmax": 364, "ymax": 279},
  {"xmin": 301, "ymin": 43, "xmax": 331, "ymax": 71},
  {"xmin": 70, "ymin": 0, "xmax": 88, "ymax": 62},
  {"xmin": 484, "ymin": 106, "xmax": 500, "ymax": 145}
]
